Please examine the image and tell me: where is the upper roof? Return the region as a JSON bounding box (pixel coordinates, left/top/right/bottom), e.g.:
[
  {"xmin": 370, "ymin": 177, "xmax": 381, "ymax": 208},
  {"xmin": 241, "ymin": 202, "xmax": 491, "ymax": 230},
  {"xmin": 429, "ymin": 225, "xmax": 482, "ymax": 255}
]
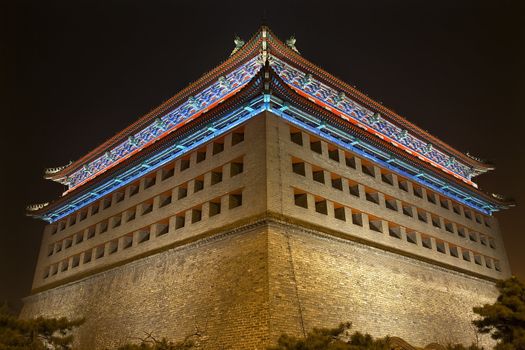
[{"xmin": 29, "ymin": 27, "xmax": 512, "ymax": 221}]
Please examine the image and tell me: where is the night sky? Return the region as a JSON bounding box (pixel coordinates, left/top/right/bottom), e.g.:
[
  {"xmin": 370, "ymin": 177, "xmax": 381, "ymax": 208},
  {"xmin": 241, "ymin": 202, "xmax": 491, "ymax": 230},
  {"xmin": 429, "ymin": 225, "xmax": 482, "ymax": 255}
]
[{"xmin": 2, "ymin": 1, "xmax": 524, "ymax": 312}]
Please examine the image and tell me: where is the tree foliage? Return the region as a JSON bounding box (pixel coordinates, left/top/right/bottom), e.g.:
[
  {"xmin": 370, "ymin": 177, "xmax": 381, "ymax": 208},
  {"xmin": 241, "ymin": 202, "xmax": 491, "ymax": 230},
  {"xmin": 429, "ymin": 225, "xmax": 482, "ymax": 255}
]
[
  {"xmin": 473, "ymin": 276, "xmax": 525, "ymax": 350},
  {"xmin": 116, "ymin": 332, "xmax": 197, "ymax": 350},
  {"xmin": 267, "ymin": 322, "xmax": 391, "ymax": 350},
  {"xmin": 0, "ymin": 304, "xmax": 84, "ymax": 350}
]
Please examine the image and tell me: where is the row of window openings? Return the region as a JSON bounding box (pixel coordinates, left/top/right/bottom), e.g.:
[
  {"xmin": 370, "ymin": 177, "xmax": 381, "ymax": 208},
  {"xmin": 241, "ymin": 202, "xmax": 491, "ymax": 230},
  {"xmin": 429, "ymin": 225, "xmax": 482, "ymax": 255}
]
[
  {"xmin": 50, "ymin": 156, "xmax": 244, "ymax": 237},
  {"xmin": 45, "ymin": 192, "xmax": 244, "ymax": 272},
  {"xmin": 290, "ymin": 130, "xmax": 491, "ymax": 228},
  {"xmin": 292, "ymin": 191, "xmax": 500, "ymax": 272},
  {"xmin": 50, "ymin": 130, "xmax": 245, "ymax": 234},
  {"xmin": 47, "ymin": 160, "xmax": 244, "ymax": 257},
  {"xmin": 292, "ymin": 160, "xmax": 495, "ymax": 249}
]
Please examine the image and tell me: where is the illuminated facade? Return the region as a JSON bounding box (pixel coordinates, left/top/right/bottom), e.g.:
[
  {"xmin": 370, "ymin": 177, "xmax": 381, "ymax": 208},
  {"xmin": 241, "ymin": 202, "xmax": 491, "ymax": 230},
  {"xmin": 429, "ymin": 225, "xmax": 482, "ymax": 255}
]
[{"xmin": 23, "ymin": 27, "xmax": 513, "ymax": 349}]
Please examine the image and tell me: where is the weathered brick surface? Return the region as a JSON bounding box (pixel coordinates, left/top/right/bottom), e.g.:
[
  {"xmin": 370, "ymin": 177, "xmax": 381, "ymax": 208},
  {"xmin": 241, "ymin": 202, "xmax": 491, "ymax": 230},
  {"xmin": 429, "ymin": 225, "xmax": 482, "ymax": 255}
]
[
  {"xmin": 22, "ymin": 225, "xmax": 271, "ymax": 350},
  {"xmin": 267, "ymin": 222, "xmax": 498, "ymax": 348}
]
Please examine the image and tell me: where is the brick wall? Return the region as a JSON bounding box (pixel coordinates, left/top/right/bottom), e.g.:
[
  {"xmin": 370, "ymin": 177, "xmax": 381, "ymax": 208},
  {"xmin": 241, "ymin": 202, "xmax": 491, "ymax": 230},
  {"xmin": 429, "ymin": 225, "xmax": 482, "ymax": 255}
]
[{"xmin": 22, "ymin": 219, "xmax": 498, "ymax": 349}]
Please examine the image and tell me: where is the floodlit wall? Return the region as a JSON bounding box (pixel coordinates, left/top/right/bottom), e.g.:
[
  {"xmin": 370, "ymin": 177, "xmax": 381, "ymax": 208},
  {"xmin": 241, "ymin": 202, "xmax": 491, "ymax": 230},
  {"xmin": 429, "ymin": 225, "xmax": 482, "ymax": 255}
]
[{"xmin": 22, "ymin": 112, "xmax": 508, "ymax": 349}]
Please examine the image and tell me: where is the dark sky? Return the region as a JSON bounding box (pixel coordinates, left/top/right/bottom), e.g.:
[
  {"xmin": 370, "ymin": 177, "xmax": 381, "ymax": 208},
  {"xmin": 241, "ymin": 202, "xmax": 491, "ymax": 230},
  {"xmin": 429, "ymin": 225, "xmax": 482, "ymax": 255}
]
[{"xmin": 2, "ymin": 0, "xmax": 524, "ymax": 312}]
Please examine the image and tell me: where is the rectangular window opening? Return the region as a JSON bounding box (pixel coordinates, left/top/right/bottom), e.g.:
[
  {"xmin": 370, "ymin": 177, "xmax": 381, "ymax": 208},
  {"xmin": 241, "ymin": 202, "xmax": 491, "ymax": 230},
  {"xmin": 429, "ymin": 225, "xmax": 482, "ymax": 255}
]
[
  {"xmin": 144, "ymin": 175, "xmax": 156, "ymax": 189},
  {"xmin": 108, "ymin": 240, "xmax": 118, "ymax": 255},
  {"xmin": 211, "ymin": 169, "xmax": 223, "ymax": 185},
  {"xmin": 126, "ymin": 208, "xmax": 136, "ymax": 222},
  {"xmin": 138, "ymin": 228, "xmax": 150, "ymax": 243},
  {"xmin": 436, "ymin": 240, "xmax": 446, "ymax": 254},
  {"xmin": 381, "ymin": 172, "xmax": 394, "ymax": 186},
  {"xmin": 156, "ymin": 221, "xmax": 169, "ymax": 237},
  {"xmin": 212, "ymin": 140, "xmax": 224, "ymax": 155},
  {"xmin": 122, "ymin": 234, "xmax": 133, "ymax": 249},
  {"xmin": 361, "ymin": 161, "xmax": 375, "ymax": 178},
  {"xmin": 310, "ymin": 138, "xmax": 322, "ymax": 154},
  {"xmin": 180, "ymin": 157, "xmax": 190, "ymax": 171},
  {"xmin": 462, "ymin": 250, "xmax": 471, "ymax": 262},
  {"xmin": 417, "ymin": 210, "xmax": 428, "ymax": 223},
  {"xmin": 365, "ymin": 189, "xmax": 380, "ymax": 205},
  {"xmin": 452, "ymin": 203, "xmax": 461, "ymax": 215},
  {"xmin": 398, "ymin": 179, "xmax": 409, "ymax": 192},
  {"xmin": 83, "ymin": 250, "xmax": 92, "ymax": 264},
  {"xmin": 178, "ymin": 185, "xmax": 188, "ymax": 200},
  {"xmin": 209, "ymin": 200, "xmax": 221, "ymax": 217},
  {"xmin": 314, "ymin": 197, "xmax": 328, "ymax": 215},
  {"xmin": 388, "ymin": 224, "xmax": 401, "ymax": 239},
  {"xmin": 369, "ymin": 217, "xmax": 383, "ymax": 233},
  {"xmin": 141, "ymin": 201, "xmax": 153, "ymax": 216},
  {"xmin": 427, "ymin": 192, "xmax": 437, "ymax": 204},
  {"xmin": 351, "ymin": 212, "xmax": 363, "ymax": 226},
  {"xmin": 102, "ymin": 198, "xmax": 112, "ymax": 210},
  {"xmin": 70, "ymin": 255, "xmax": 80, "ymax": 269},
  {"xmin": 292, "ymin": 160, "xmax": 306, "ymax": 176},
  {"xmin": 231, "ymin": 130, "xmax": 245, "ymax": 146},
  {"xmin": 334, "ymin": 205, "xmax": 346, "ymax": 221},
  {"xmin": 99, "ymin": 220, "xmax": 108, "ymax": 234},
  {"xmin": 312, "ymin": 167, "xmax": 325, "ymax": 184},
  {"xmin": 196, "ymin": 150, "xmax": 207, "ymax": 163},
  {"xmin": 229, "ymin": 192, "xmax": 243, "ymax": 209},
  {"xmin": 349, "ymin": 181, "xmax": 360, "ymax": 197},
  {"xmin": 474, "ymin": 254, "xmax": 482, "ymax": 265},
  {"xmin": 290, "ymin": 131, "xmax": 303, "ymax": 146},
  {"xmin": 449, "ymin": 245, "xmax": 459, "ymax": 258},
  {"xmin": 95, "ymin": 246, "xmax": 105, "ymax": 259},
  {"xmin": 129, "ymin": 183, "xmax": 139, "ymax": 197},
  {"xmin": 230, "ymin": 159, "xmax": 244, "ymax": 177},
  {"xmin": 331, "ymin": 176, "xmax": 343, "ymax": 191},
  {"xmin": 115, "ymin": 191, "xmax": 125, "ymax": 203},
  {"xmin": 421, "ymin": 235, "xmax": 432, "ymax": 249},
  {"xmin": 175, "ymin": 214, "xmax": 185, "ymax": 230},
  {"xmin": 64, "ymin": 238, "xmax": 72, "ymax": 249},
  {"xmin": 159, "ymin": 192, "xmax": 172, "ymax": 208},
  {"xmin": 385, "ymin": 197, "xmax": 398, "ymax": 211},
  {"xmin": 294, "ymin": 191, "xmax": 308, "ymax": 209},
  {"xmin": 345, "ymin": 154, "xmax": 356, "ymax": 169},
  {"xmin": 328, "ymin": 146, "xmax": 340, "ymax": 162},
  {"xmin": 112, "ymin": 216, "xmax": 122, "ymax": 228},
  {"xmin": 406, "ymin": 230, "xmax": 417, "ymax": 244},
  {"xmin": 431, "ymin": 215, "xmax": 441, "ymax": 228},
  {"xmin": 194, "ymin": 177, "xmax": 204, "ymax": 193},
  {"xmin": 87, "ymin": 226, "xmax": 96, "ymax": 239},
  {"xmin": 161, "ymin": 165, "xmax": 175, "ymax": 180},
  {"xmin": 402, "ymin": 204, "xmax": 413, "ymax": 217},
  {"xmin": 413, "ymin": 185, "xmax": 423, "ymax": 199},
  {"xmin": 191, "ymin": 208, "xmax": 202, "ymax": 223}
]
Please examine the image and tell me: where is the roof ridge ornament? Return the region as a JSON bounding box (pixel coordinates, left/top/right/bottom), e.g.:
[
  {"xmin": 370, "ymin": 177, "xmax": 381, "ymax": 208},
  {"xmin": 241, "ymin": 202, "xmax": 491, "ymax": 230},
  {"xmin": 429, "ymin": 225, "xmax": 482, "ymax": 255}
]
[
  {"xmin": 286, "ymin": 35, "xmax": 300, "ymax": 54},
  {"xmin": 230, "ymin": 36, "xmax": 245, "ymax": 56}
]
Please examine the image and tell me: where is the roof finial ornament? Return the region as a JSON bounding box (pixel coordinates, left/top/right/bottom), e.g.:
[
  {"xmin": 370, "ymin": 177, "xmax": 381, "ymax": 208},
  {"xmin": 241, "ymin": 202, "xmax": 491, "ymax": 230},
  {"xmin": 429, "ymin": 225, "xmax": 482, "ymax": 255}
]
[
  {"xmin": 286, "ymin": 35, "xmax": 299, "ymax": 54},
  {"xmin": 230, "ymin": 35, "xmax": 245, "ymax": 56}
]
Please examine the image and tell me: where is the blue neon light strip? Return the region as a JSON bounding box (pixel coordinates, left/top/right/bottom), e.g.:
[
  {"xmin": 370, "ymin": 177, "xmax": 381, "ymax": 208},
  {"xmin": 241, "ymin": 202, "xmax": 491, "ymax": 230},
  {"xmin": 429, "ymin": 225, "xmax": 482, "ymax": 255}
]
[
  {"xmin": 38, "ymin": 95, "xmax": 498, "ymax": 223},
  {"xmin": 39, "ymin": 96, "xmax": 267, "ymax": 223},
  {"xmin": 266, "ymin": 96, "xmax": 496, "ymax": 215}
]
